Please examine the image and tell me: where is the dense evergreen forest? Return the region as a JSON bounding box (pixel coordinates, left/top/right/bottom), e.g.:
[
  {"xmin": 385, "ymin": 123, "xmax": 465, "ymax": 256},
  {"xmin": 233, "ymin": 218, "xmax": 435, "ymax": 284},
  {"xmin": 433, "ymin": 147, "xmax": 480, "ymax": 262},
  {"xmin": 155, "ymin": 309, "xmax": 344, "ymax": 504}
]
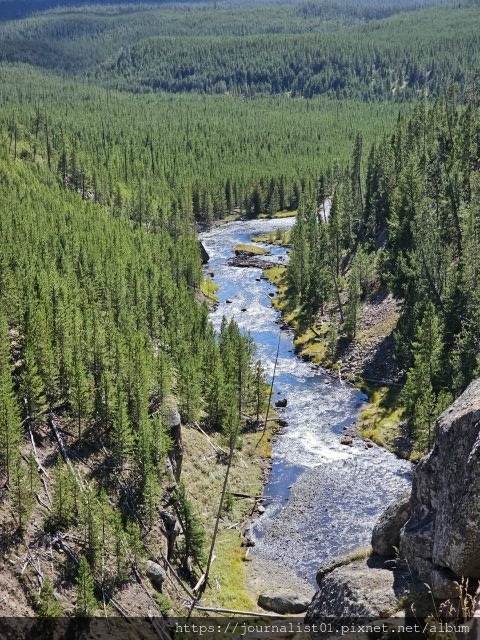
[
  {"xmin": 0, "ymin": 66, "xmax": 402, "ymax": 224},
  {"xmin": 0, "ymin": 2, "xmax": 477, "ymax": 100},
  {"xmin": 0, "ymin": 128, "xmax": 268, "ymax": 547},
  {"xmin": 1, "ymin": 0, "xmax": 480, "ymax": 624},
  {"xmin": 0, "ymin": 0, "xmax": 450, "ymax": 24},
  {"xmin": 286, "ymin": 93, "xmax": 480, "ymax": 453},
  {"xmin": 96, "ymin": 7, "xmax": 480, "ymax": 99}
]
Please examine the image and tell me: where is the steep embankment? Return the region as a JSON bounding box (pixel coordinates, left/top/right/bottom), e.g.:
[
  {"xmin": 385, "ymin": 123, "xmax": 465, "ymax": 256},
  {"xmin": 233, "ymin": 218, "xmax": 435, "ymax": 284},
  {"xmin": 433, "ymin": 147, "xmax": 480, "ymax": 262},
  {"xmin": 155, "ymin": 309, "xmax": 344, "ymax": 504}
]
[{"xmin": 0, "ymin": 152, "xmax": 277, "ymax": 624}]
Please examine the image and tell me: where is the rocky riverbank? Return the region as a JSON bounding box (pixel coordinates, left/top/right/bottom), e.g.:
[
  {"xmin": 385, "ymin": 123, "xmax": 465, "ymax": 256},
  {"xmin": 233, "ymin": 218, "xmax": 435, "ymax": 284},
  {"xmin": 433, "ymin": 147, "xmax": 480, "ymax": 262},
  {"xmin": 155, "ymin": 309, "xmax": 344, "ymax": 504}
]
[
  {"xmin": 260, "ymin": 262, "xmax": 412, "ymax": 459},
  {"xmin": 307, "ymin": 380, "xmax": 480, "ymax": 632}
]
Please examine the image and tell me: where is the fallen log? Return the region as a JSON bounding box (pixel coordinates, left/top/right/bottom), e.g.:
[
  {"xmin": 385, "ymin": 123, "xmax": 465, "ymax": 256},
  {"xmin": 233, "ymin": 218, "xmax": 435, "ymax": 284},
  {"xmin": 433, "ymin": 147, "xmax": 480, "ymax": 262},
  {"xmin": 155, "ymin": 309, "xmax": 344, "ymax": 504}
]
[{"xmin": 191, "ymin": 604, "xmax": 284, "ymax": 618}]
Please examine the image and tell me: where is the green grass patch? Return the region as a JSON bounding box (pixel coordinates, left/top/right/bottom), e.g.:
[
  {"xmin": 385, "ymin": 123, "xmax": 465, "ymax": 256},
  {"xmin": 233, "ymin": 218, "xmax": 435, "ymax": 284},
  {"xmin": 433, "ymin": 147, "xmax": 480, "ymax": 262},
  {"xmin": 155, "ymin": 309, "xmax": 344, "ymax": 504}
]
[
  {"xmin": 209, "ymin": 530, "xmax": 257, "ymax": 610},
  {"xmin": 296, "ymin": 327, "xmax": 329, "ymax": 364},
  {"xmin": 258, "ymin": 210, "xmax": 297, "ymax": 219},
  {"xmin": 181, "ymin": 411, "xmax": 277, "ymax": 609},
  {"xmin": 358, "ymin": 385, "xmax": 406, "ymax": 454},
  {"xmin": 251, "ymin": 229, "xmax": 291, "ymax": 247},
  {"xmin": 263, "ymin": 265, "xmax": 291, "ymax": 313},
  {"xmin": 234, "ymin": 243, "xmax": 268, "ymax": 255},
  {"xmin": 262, "ymin": 265, "xmax": 286, "ymax": 288},
  {"xmin": 200, "ymin": 276, "xmax": 219, "ymax": 302}
]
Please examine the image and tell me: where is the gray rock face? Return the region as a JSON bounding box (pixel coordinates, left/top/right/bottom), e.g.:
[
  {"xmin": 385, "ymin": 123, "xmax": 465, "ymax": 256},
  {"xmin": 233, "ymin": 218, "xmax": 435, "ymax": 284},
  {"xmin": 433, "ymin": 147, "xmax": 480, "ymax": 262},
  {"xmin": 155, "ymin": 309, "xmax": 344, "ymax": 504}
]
[
  {"xmin": 146, "ymin": 561, "xmax": 166, "ymax": 590},
  {"xmin": 165, "ymin": 403, "xmax": 183, "ymax": 481},
  {"xmin": 371, "ymin": 491, "xmax": 410, "ymax": 556},
  {"xmin": 307, "ymin": 380, "xmax": 480, "ymax": 622},
  {"xmin": 306, "ymin": 557, "xmax": 410, "ymax": 621},
  {"xmin": 258, "ymin": 591, "xmax": 310, "ymax": 614},
  {"xmin": 199, "ymin": 241, "xmax": 209, "ymax": 264},
  {"xmin": 316, "ymin": 556, "xmax": 354, "ymax": 586},
  {"xmin": 399, "ymin": 378, "xmax": 480, "ymax": 593}
]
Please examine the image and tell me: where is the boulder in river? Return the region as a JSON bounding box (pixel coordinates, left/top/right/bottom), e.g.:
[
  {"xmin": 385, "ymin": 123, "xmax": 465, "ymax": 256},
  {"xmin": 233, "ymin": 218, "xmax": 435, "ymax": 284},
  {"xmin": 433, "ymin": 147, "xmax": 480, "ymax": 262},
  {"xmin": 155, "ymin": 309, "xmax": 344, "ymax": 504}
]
[
  {"xmin": 258, "ymin": 591, "xmax": 310, "ymax": 614},
  {"xmin": 242, "ymin": 535, "xmax": 255, "ymax": 548},
  {"xmin": 340, "ymin": 435, "xmax": 353, "ymax": 446},
  {"xmin": 198, "ymin": 241, "xmax": 209, "ymax": 264},
  {"xmin": 275, "ymin": 398, "xmax": 287, "ymax": 408}
]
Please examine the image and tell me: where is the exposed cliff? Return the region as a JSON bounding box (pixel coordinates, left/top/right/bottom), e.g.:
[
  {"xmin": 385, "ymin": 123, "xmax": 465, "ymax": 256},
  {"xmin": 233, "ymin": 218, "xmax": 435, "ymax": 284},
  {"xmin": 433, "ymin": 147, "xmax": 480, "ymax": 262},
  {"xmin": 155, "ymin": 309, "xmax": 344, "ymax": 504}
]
[{"xmin": 399, "ymin": 378, "xmax": 480, "ymax": 598}]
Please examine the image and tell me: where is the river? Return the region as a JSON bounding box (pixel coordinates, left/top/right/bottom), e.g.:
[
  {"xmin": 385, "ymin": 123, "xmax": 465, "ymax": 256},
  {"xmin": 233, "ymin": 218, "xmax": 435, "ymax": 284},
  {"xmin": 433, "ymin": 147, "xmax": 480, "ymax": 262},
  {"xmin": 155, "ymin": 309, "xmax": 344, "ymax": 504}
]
[{"xmin": 200, "ymin": 217, "xmax": 411, "ymax": 588}]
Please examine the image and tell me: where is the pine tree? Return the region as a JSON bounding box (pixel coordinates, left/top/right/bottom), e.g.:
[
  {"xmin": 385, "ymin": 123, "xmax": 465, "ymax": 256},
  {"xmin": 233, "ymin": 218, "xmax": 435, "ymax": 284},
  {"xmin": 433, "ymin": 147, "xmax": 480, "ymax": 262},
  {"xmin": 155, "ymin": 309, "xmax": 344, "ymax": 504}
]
[
  {"xmin": 29, "ymin": 305, "xmax": 58, "ymax": 404},
  {"xmin": 80, "ymin": 487, "xmax": 101, "ymax": 572},
  {"xmin": 203, "ymin": 342, "xmax": 226, "ymax": 430},
  {"xmin": 344, "ymin": 258, "xmax": 362, "ymax": 339},
  {"xmin": 75, "ymin": 556, "xmax": 96, "ymax": 617},
  {"xmin": 254, "ymin": 360, "xmax": 265, "ymax": 425},
  {"xmin": 36, "ymin": 579, "xmax": 63, "ymax": 617},
  {"xmin": 50, "ymin": 457, "xmax": 76, "ymax": 530},
  {"xmin": 174, "ymin": 483, "xmax": 206, "ymax": 571},
  {"xmin": 110, "ymin": 392, "xmax": 134, "ymax": 470},
  {"xmin": 11, "ymin": 456, "xmax": 37, "ymax": 531},
  {"xmin": 69, "ymin": 341, "xmax": 92, "ymax": 440},
  {"xmin": 0, "ymin": 314, "xmax": 22, "ymax": 484},
  {"xmin": 402, "ymin": 302, "xmax": 444, "ymax": 451},
  {"xmin": 111, "ymin": 511, "xmax": 129, "ymax": 583},
  {"xmin": 21, "ymin": 340, "xmax": 47, "ymax": 428}
]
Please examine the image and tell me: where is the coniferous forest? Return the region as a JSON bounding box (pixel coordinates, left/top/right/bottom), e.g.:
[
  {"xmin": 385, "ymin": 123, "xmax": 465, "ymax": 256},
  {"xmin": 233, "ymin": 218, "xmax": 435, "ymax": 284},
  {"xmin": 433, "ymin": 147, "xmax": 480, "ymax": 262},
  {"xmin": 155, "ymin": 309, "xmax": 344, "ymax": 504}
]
[{"xmin": 1, "ymin": 0, "xmax": 480, "ymax": 631}]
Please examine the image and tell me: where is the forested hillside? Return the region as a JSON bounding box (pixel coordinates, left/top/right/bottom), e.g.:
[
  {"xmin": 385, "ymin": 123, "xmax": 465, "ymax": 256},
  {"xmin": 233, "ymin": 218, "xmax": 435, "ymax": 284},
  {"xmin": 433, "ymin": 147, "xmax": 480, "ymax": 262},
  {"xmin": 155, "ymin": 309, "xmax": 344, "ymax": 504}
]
[
  {"xmin": 0, "ymin": 125, "xmax": 274, "ymax": 619},
  {"xmin": 1, "ymin": 0, "xmax": 480, "ymax": 626},
  {"xmin": 0, "ymin": 66, "xmax": 401, "ymax": 224},
  {"xmin": 284, "ymin": 92, "xmax": 480, "ymax": 454},
  {"xmin": 97, "ymin": 6, "xmax": 480, "ymax": 99},
  {"xmin": 0, "ymin": 2, "xmax": 477, "ymax": 101}
]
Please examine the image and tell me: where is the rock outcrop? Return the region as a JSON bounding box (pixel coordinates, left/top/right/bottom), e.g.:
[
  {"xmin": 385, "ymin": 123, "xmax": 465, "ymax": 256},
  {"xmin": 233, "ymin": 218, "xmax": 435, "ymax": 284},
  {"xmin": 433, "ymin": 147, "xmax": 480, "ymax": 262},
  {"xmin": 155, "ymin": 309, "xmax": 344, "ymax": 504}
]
[
  {"xmin": 306, "ymin": 556, "xmax": 411, "ymax": 621},
  {"xmin": 308, "ymin": 379, "xmax": 480, "ymax": 630},
  {"xmin": 198, "ymin": 241, "xmax": 209, "ymax": 264},
  {"xmin": 258, "ymin": 591, "xmax": 310, "ymax": 614},
  {"xmin": 227, "ymin": 254, "xmax": 276, "ymax": 269},
  {"xmin": 146, "ymin": 561, "xmax": 166, "ymax": 590},
  {"xmin": 371, "ymin": 491, "xmax": 410, "ymax": 556},
  {"xmin": 399, "ymin": 378, "xmax": 480, "ymax": 597},
  {"xmin": 367, "ymin": 379, "xmax": 480, "ymax": 598}
]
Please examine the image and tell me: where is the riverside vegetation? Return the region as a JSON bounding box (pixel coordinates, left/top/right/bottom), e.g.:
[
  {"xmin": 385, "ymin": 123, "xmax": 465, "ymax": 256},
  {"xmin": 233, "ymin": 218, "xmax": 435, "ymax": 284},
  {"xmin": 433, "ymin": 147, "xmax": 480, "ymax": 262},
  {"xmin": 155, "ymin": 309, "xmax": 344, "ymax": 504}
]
[
  {"xmin": 0, "ymin": 0, "xmax": 479, "ymax": 625},
  {"xmin": 278, "ymin": 92, "xmax": 480, "ymax": 458}
]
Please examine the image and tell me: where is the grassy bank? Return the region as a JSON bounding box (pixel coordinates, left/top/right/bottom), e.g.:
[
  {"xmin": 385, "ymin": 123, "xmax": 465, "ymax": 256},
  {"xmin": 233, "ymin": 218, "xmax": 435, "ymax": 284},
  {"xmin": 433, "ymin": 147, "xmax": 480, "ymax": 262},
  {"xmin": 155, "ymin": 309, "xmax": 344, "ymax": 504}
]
[
  {"xmin": 252, "ymin": 229, "xmax": 292, "ymax": 247},
  {"xmin": 263, "ymin": 264, "xmax": 334, "ymax": 364},
  {"xmin": 233, "ymin": 243, "xmax": 269, "ymax": 255},
  {"xmin": 200, "ymin": 276, "xmax": 219, "ymax": 302},
  {"xmin": 258, "ymin": 210, "xmax": 297, "ymax": 220},
  {"xmin": 181, "ymin": 416, "xmax": 276, "ymax": 610},
  {"xmin": 357, "ymin": 385, "xmax": 410, "ymax": 458}
]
